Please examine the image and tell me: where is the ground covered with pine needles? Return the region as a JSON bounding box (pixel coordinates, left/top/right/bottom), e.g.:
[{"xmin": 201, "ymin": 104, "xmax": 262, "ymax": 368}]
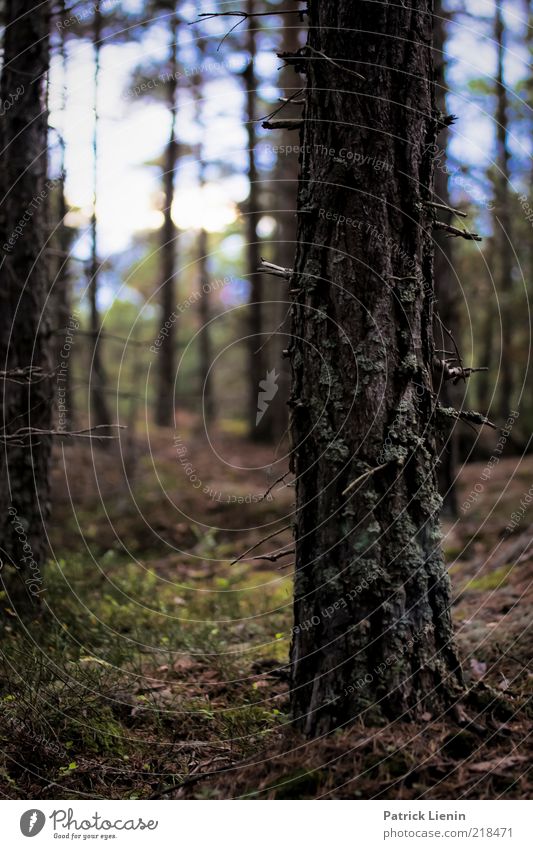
[{"xmin": 0, "ymin": 416, "xmax": 531, "ymax": 799}]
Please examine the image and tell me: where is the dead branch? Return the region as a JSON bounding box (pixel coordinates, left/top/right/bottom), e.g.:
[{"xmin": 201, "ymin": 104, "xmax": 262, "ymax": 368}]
[
  {"xmin": 342, "ymin": 462, "xmax": 390, "ymax": 496},
  {"xmin": 231, "ymin": 523, "xmax": 292, "ymax": 565},
  {"xmin": 437, "ymin": 406, "xmax": 497, "ymax": 430},
  {"xmin": 250, "ymin": 548, "xmax": 295, "ymax": 563},
  {"xmin": 434, "ymin": 220, "xmax": 482, "ymax": 241},
  {"xmin": 259, "ymin": 471, "xmax": 292, "ymax": 501},
  {"xmin": 258, "ymin": 257, "xmax": 293, "ymax": 280},
  {"xmin": 190, "ymin": 9, "xmax": 308, "ymax": 49},
  {"xmin": 426, "ymin": 201, "xmax": 467, "ymax": 218},
  {"xmin": 0, "ymin": 366, "xmax": 55, "ymax": 385},
  {"xmin": 260, "ymin": 88, "xmax": 304, "ymax": 123},
  {"xmin": 262, "ymin": 118, "xmax": 303, "ymax": 131},
  {"xmin": 433, "ymin": 358, "xmax": 488, "ymax": 385},
  {"xmin": 0, "ymin": 424, "xmax": 125, "ymax": 446}
]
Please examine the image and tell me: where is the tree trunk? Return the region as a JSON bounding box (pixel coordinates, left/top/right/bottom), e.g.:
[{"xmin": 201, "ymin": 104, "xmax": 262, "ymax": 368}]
[
  {"xmin": 55, "ymin": 0, "xmax": 75, "ymax": 431},
  {"xmin": 0, "ymin": 0, "xmax": 53, "ymax": 614},
  {"xmin": 268, "ymin": 6, "xmax": 301, "ymax": 444},
  {"xmin": 289, "ymin": 1, "xmax": 463, "ymax": 736},
  {"xmin": 89, "ymin": 2, "xmax": 111, "ymax": 430},
  {"xmin": 244, "ymin": 0, "xmax": 269, "ymax": 441},
  {"xmin": 155, "ymin": 11, "xmax": 179, "ymax": 427},
  {"xmin": 193, "ymin": 49, "xmax": 214, "ymax": 425},
  {"xmin": 432, "ymin": 0, "xmax": 459, "ymax": 517},
  {"xmin": 494, "ymin": 3, "xmax": 514, "ymax": 421}
]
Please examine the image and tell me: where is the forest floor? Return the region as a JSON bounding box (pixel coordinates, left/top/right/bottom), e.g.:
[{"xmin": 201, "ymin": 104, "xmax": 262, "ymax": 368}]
[{"xmin": 0, "ymin": 413, "xmax": 531, "ymax": 799}]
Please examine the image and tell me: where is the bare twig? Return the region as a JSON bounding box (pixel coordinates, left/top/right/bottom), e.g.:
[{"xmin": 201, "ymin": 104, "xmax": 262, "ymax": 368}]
[
  {"xmin": 426, "ymin": 200, "xmax": 467, "ymax": 218},
  {"xmin": 262, "ymin": 118, "xmax": 303, "ymax": 131},
  {"xmin": 190, "ymin": 9, "xmax": 308, "ymax": 50},
  {"xmin": 435, "ymin": 313, "xmax": 465, "ymax": 377},
  {"xmin": 342, "ymin": 462, "xmax": 389, "ymax": 496},
  {"xmin": 434, "ymin": 221, "xmax": 482, "ymax": 241},
  {"xmin": 0, "ymin": 424, "xmax": 125, "ymax": 446},
  {"xmin": 231, "ymin": 524, "xmax": 292, "ymax": 565},
  {"xmin": 260, "ymin": 88, "xmax": 304, "ymax": 123},
  {"xmin": 305, "ymin": 44, "xmax": 365, "ymax": 80},
  {"xmin": 433, "ymin": 358, "xmax": 488, "ymax": 385},
  {"xmin": 258, "ymin": 257, "xmax": 293, "ymax": 280},
  {"xmin": 259, "ymin": 471, "xmax": 292, "ymax": 501},
  {"xmin": 250, "ymin": 548, "xmax": 295, "ymax": 562},
  {"xmin": 437, "ymin": 406, "xmax": 497, "ymax": 430}
]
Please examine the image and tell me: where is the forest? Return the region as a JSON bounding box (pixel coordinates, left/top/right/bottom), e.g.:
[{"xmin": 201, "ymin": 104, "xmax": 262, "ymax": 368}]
[{"xmin": 0, "ymin": 0, "xmax": 532, "ymax": 806}]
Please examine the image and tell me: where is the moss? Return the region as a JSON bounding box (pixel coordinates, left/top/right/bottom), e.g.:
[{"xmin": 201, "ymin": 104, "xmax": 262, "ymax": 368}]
[{"xmin": 466, "ymin": 564, "xmax": 512, "ymax": 592}]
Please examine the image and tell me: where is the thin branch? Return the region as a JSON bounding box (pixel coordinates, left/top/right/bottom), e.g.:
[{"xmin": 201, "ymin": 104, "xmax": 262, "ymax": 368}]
[
  {"xmin": 258, "ymin": 257, "xmax": 293, "ymax": 280},
  {"xmin": 437, "ymin": 406, "xmax": 497, "ymax": 430},
  {"xmin": 426, "ymin": 200, "xmax": 467, "ymax": 218},
  {"xmin": 259, "ymin": 471, "xmax": 292, "ymax": 501},
  {"xmin": 0, "ymin": 366, "xmax": 55, "ymax": 385},
  {"xmin": 262, "ymin": 118, "xmax": 303, "ymax": 131},
  {"xmin": 190, "ymin": 9, "xmax": 308, "ymax": 50},
  {"xmin": 434, "ymin": 221, "xmax": 482, "ymax": 241},
  {"xmin": 305, "ymin": 44, "xmax": 365, "ymax": 80},
  {"xmin": 231, "ymin": 524, "xmax": 292, "ymax": 565},
  {"xmin": 433, "ymin": 358, "xmax": 488, "ymax": 385},
  {"xmin": 342, "ymin": 462, "xmax": 389, "ymax": 496},
  {"xmin": 0, "ymin": 424, "xmax": 125, "ymax": 446},
  {"xmin": 250, "ymin": 548, "xmax": 295, "ymax": 563},
  {"xmin": 435, "ymin": 313, "xmax": 465, "ymax": 377},
  {"xmin": 260, "ymin": 88, "xmax": 303, "ymax": 123}
]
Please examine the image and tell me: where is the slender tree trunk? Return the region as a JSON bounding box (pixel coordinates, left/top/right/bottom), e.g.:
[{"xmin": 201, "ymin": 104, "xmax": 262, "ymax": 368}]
[
  {"xmin": 89, "ymin": 3, "xmax": 111, "ymax": 429},
  {"xmin": 494, "ymin": 3, "xmax": 514, "ymax": 421},
  {"xmin": 432, "ymin": 0, "xmax": 459, "ymax": 517},
  {"xmin": 289, "ymin": 1, "xmax": 462, "ymax": 736},
  {"xmin": 155, "ymin": 11, "xmax": 179, "ymax": 427},
  {"xmin": 193, "ymin": 52, "xmax": 214, "ymax": 425},
  {"xmin": 55, "ymin": 0, "xmax": 74, "ymax": 431},
  {"xmin": 0, "ymin": 0, "xmax": 53, "ymax": 614},
  {"xmin": 269, "ymin": 7, "xmax": 300, "ymax": 444},
  {"xmin": 245, "ymin": 0, "xmax": 269, "ymax": 441}
]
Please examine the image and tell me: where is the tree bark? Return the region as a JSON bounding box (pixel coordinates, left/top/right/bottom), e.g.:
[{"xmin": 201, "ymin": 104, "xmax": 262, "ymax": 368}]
[
  {"xmin": 289, "ymin": 0, "xmax": 463, "ymax": 735},
  {"xmin": 244, "ymin": 0, "xmax": 269, "ymax": 441},
  {"xmin": 0, "ymin": 0, "xmax": 53, "ymax": 614},
  {"xmin": 155, "ymin": 10, "xmax": 179, "ymax": 427}
]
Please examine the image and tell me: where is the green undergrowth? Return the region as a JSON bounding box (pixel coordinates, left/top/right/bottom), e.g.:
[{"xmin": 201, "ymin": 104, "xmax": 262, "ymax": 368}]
[{"xmin": 0, "ymin": 550, "xmax": 292, "ymax": 798}]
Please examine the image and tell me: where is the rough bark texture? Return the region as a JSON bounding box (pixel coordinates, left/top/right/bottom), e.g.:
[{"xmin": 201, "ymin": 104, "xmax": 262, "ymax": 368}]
[
  {"xmin": 289, "ymin": 0, "xmax": 462, "ymax": 736},
  {"xmin": 0, "ymin": 0, "xmax": 53, "ymax": 613},
  {"xmin": 155, "ymin": 12, "xmax": 179, "ymax": 427},
  {"xmin": 244, "ymin": 0, "xmax": 269, "ymax": 441}
]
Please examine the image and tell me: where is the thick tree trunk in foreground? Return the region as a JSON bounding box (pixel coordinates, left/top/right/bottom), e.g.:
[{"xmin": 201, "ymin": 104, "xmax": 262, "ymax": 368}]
[
  {"xmin": 0, "ymin": 0, "xmax": 52, "ymax": 613},
  {"xmin": 289, "ymin": 1, "xmax": 462, "ymax": 735},
  {"xmin": 155, "ymin": 12, "xmax": 179, "ymax": 427}
]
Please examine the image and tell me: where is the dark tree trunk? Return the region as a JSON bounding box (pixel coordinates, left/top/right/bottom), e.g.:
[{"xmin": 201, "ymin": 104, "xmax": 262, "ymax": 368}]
[
  {"xmin": 89, "ymin": 3, "xmax": 111, "ymax": 430},
  {"xmin": 268, "ymin": 7, "xmax": 301, "ymax": 444},
  {"xmin": 193, "ymin": 50, "xmax": 214, "ymax": 425},
  {"xmin": 55, "ymin": 0, "xmax": 75, "ymax": 431},
  {"xmin": 432, "ymin": 0, "xmax": 459, "ymax": 517},
  {"xmin": 494, "ymin": 3, "xmax": 514, "ymax": 421},
  {"xmin": 155, "ymin": 11, "xmax": 179, "ymax": 427},
  {"xmin": 289, "ymin": 0, "xmax": 462, "ymax": 736},
  {"xmin": 0, "ymin": 0, "xmax": 53, "ymax": 614},
  {"xmin": 244, "ymin": 0, "xmax": 269, "ymax": 441}
]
